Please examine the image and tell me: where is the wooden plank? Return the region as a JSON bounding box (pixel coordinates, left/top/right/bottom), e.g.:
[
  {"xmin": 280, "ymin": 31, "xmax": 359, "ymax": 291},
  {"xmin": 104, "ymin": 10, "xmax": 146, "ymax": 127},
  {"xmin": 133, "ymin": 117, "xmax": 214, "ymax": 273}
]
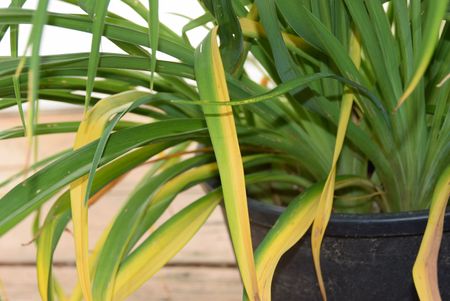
[{"xmin": 0, "ymin": 266, "xmax": 241, "ymax": 301}]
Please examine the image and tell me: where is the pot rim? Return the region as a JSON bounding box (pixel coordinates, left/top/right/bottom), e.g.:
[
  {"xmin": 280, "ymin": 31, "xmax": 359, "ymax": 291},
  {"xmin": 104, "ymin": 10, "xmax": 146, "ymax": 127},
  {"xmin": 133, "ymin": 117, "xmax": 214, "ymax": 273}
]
[{"xmin": 248, "ymin": 198, "xmax": 450, "ymax": 238}]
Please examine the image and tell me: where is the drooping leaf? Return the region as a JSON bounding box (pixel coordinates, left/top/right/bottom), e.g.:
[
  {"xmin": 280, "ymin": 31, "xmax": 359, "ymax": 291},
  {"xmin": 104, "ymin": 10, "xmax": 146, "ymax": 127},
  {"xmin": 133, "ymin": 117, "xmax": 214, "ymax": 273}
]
[
  {"xmin": 36, "ymin": 144, "xmax": 169, "ymax": 301},
  {"xmin": 111, "ymin": 189, "xmax": 222, "ymax": 300},
  {"xmin": 0, "ymin": 118, "xmax": 207, "ymax": 236},
  {"xmin": 195, "ymin": 27, "xmax": 260, "ymax": 300},
  {"xmin": 113, "ymin": 166, "xmax": 310, "ymax": 300},
  {"xmin": 413, "ymin": 165, "xmax": 450, "ymax": 301},
  {"xmin": 311, "ymin": 28, "xmax": 362, "ymax": 301},
  {"xmin": 173, "ymin": 72, "xmax": 379, "ymax": 109},
  {"xmin": 181, "ymin": 13, "xmax": 214, "ymax": 46},
  {"xmin": 69, "ymin": 91, "xmax": 163, "ymax": 301},
  {"xmin": 246, "ymin": 183, "xmax": 321, "ymax": 301},
  {"xmin": 246, "ymin": 176, "xmax": 376, "ymax": 301},
  {"xmin": 91, "ymin": 155, "xmax": 214, "ymax": 301}
]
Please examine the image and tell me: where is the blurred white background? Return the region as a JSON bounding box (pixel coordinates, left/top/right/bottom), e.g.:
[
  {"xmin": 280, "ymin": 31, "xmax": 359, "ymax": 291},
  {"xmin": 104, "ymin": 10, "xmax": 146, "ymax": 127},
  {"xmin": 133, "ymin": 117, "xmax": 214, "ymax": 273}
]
[
  {"xmin": 0, "ymin": 0, "xmax": 207, "ymax": 55},
  {"xmin": 0, "ymin": 0, "xmax": 208, "ymax": 111}
]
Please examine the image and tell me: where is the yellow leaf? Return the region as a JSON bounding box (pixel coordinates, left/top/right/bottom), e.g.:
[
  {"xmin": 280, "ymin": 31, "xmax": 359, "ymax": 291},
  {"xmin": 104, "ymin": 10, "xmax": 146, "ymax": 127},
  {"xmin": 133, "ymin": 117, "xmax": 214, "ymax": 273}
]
[
  {"xmin": 112, "ymin": 191, "xmax": 222, "ymax": 300},
  {"xmin": 311, "ymin": 29, "xmax": 361, "ymax": 301},
  {"xmin": 254, "ymin": 185, "xmax": 321, "ymax": 300},
  {"xmin": 69, "ymin": 91, "xmax": 148, "ymax": 301},
  {"xmin": 413, "ymin": 166, "xmax": 450, "ymax": 301},
  {"xmin": 195, "ymin": 27, "xmax": 260, "ymax": 300}
]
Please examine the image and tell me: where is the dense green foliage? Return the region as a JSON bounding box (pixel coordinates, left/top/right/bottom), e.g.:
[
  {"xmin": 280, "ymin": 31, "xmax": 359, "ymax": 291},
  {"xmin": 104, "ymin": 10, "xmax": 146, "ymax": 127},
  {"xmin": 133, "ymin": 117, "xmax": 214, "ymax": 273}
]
[{"xmin": 0, "ymin": 0, "xmax": 449, "ymax": 300}]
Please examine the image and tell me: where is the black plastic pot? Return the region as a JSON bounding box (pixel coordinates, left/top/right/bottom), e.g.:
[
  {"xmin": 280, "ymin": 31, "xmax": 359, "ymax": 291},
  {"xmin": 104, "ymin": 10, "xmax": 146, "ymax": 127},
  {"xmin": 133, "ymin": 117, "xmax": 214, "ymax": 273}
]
[{"xmin": 248, "ymin": 199, "xmax": 450, "ymax": 301}]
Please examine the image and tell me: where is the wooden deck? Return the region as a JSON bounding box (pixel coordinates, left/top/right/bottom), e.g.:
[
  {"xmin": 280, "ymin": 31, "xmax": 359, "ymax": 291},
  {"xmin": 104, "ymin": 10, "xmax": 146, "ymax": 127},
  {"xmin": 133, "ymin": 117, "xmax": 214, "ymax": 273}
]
[{"xmin": 0, "ymin": 110, "xmax": 241, "ymax": 300}]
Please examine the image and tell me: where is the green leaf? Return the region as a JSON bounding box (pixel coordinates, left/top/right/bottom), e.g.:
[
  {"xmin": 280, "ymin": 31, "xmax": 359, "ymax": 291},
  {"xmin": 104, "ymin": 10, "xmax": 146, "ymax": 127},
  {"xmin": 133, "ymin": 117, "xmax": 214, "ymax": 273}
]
[
  {"xmin": 147, "ymin": 0, "xmax": 159, "ymax": 90},
  {"xmin": 84, "ymin": 0, "xmax": 111, "ymax": 112},
  {"xmin": 195, "ymin": 28, "xmax": 260, "ymax": 300},
  {"xmin": 91, "ymin": 155, "xmax": 214, "ymax": 301},
  {"xmin": 0, "ymin": 149, "xmax": 69, "ymax": 189},
  {"xmin": 173, "ymin": 72, "xmax": 380, "ymax": 109},
  {"xmin": 24, "ymin": 0, "xmax": 49, "ymax": 148},
  {"xmin": 311, "ymin": 28, "xmax": 361, "ymax": 300},
  {"xmin": 211, "ymin": 0, "xmax": 245, "ymax": 75},
  {"xmin": 181, "ymin": 13, "xmax": 214, "ymax": 46},
  {"xmin": 0, "ymin": 118, "xmax": 208, "ymax": 236},
  {"xmin": 36, "ymin": 144, "xmax": 170, "ymax": 301},
  {"xmin": 0, "ymin": 0, "xmax": 27, "ymax": 43},
  {"xmin": 112, "ymin": 189, "xmax": 223, "ymax": 300},
  {"xmin": 69, "ymin": 91, "xmax": 150, "ymax": 300},
  {"xmin": 78, "ymin": 0, "xmax": 95, "ymax": 17},
  {"xmin": 397, "ymin": 0, "xmax": 449, "ymax": 109},
  {"xmin": 0, "ymin": 53, "xmax": 195, "ymax": 80},
  {"xmin": 0, "ymin": 121, "xmax": 135, "ymax": 139}
]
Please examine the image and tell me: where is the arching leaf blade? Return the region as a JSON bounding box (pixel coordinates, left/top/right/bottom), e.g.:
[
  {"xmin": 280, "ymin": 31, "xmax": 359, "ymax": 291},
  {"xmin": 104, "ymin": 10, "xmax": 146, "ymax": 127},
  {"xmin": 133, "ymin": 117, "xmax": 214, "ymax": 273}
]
[
  {"xmin": 195, "ymin": 27, "xmax": 260, "ymax": 300},
  {"xmin": 396, "ymin": 0, "xmax": 449, "ymax": 109},
  {"xmin": 311, "ymin": 29, "xmax": 361, "ymax": 301},
  {"xmin": 413, "ymin": 165, "xmax": 450, "ymax": 300}
]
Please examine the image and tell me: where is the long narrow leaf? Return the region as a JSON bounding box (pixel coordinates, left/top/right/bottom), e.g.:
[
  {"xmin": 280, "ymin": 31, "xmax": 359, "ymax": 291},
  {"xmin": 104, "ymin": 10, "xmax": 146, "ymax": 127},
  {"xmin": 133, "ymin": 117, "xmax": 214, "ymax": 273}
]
[
  {"xmin": 247, "ymin": 184, "xmax": 320, "ymax": 301},
  {"xmin": 84, "ymin": 0, "xmax": 111, "ymax": 112},
  {"xmin": 0, "ymin": 119, "xmax": 207, "ymax": 236},
  {"xmin": 413, "ymin": 165, "xmax": 450, "ymax": 301},
  {"xmin": 195, "ymin": 27, "xmax": 260, "ymax": 300},
  {"xmin": 147, "ymin": 0, "xmax": 159, "ymax": 90},
  {"xmin": 91, "ymin": 154, "xmax": 213, "ymax": 301},
  {"xmin": 113, "ymin": 166, "xmax": 309, "ymax": 300},
  {"xmin": 69, "ymin": 90, "xmax": 156, "ymax": 301},
  {"xmin": 83, "ymin": 93, "xmax": 169, "ymax": 210},
  {"xmin": 36, "ymin": 144, "xmax": 167, "ymax": 301},
  {"xmin": 397, "ymin": 0, "xmax": 449, "ymax": 108},
  {"xmin": 311, "ymin": 29, "xmax": 361, "ymax": 301},
  {"xmin": 112, "ymin": 189, "xmax": 222, "ymax": 300},
  {"xmin": 247, "ymin": 176, "xmax": 375, "ymax": 301}
]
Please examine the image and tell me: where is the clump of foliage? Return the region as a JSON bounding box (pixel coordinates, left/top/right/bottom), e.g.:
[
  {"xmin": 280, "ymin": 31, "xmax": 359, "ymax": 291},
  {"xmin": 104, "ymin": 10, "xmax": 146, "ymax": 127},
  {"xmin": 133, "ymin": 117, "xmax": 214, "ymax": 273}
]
[{"xmin": 0, "ymin": 0, "xmax": 449, "ymax": 300}]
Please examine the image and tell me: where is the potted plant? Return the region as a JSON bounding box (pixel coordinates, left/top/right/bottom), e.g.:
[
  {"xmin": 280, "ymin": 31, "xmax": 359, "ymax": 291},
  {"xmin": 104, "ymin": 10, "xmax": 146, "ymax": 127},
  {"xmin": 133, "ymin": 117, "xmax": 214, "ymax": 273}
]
[{"xmin": 0, "ymin": 0, "xmax": 449, "ymax": 300}]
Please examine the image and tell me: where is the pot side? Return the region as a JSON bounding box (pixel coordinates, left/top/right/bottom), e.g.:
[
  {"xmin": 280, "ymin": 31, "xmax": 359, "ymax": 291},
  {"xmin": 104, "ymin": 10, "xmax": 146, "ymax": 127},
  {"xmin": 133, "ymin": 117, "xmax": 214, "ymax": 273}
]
[{"xmin": 248, "ymin": 199, "xmax": 450, "ymax": 301}]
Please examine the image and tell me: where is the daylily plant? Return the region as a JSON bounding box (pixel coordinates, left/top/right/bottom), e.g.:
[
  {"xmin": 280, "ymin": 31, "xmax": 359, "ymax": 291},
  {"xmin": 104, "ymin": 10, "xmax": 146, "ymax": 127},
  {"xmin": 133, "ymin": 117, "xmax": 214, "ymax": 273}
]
[{"xmin": 0, "ymin": 0, "xmax": 449, "ymax": 300}]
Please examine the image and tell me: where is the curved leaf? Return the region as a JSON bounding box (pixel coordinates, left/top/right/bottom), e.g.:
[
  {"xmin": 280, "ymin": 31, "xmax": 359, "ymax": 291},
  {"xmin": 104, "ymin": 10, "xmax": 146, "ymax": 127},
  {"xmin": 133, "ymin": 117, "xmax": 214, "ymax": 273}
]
[
  {"xmin": 0, "ymin": 118, "xmax": 207, "ymax": 236},
  {"xmin": 397, "ymin": 0, "xmax": 449, "ymax": 109},
  {"xmin": 91, "ymin": 155, "xmax": 214, "ymax": 301},
  {"xmin": 195, "ymin": 27, "xmax": 260, "ymax": 300},
  {"xmin": 311, "ymin": 28, "xmax": 361, "ymax": 301},
  {"xmin": 36, "ymin": 144, "xmax": 167, "ymax": 301},
  {"xmin": 70, "ymin": 91, "xmax": 152, "ymax": 300},
  {"xmin": 247, "ymin": 176, "xmax": 377, "ymax": 301},
  {"xmin": 413, "ymin": 165, "xmax": 450, "ymax": 301},
  {"xmin": 112, "ymin": 189, "xmax": 223, "ymax": 300}
]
